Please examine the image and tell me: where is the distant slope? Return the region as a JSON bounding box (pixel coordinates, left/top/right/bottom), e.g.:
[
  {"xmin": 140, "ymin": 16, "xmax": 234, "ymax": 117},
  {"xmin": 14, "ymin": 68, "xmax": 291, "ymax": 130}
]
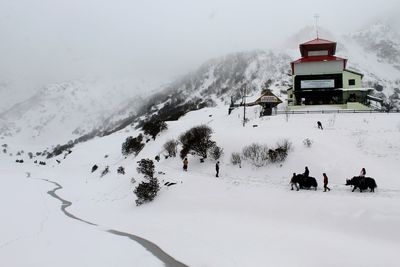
[
  {"xmin": 2, "ymin": 21, "xmax": 400, "ymax": 155},
  {"xmin": 0, "ymin": 79, "xmax": 151, "ymax": 147}
]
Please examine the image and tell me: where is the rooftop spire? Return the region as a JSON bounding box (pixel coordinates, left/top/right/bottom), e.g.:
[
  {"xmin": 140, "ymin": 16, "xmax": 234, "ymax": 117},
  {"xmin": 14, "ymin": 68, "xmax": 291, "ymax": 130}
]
[{"xmin": 314, "ymin": 14, "xmax": 320, "ymax": 39}]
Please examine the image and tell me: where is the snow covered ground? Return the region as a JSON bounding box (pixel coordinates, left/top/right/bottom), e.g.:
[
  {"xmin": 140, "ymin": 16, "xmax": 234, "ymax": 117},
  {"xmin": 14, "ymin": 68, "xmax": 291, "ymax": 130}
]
[{"xmin": 1, "ymin": 103, "xmax": 400, "ymax": 266}]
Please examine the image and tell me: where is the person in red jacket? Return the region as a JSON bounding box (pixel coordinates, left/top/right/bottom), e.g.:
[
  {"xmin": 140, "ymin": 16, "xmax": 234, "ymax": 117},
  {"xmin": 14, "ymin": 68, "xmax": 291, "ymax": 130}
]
[{"xmin": 323, "ymin": 173, "xmax": 331, "ymax": 192}]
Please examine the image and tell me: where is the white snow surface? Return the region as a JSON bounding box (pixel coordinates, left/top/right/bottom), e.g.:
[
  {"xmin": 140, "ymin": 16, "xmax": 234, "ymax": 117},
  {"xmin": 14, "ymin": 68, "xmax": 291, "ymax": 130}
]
[{"xmin": 1, "ymin": 102, "xmax": 400, "ymax": 266}]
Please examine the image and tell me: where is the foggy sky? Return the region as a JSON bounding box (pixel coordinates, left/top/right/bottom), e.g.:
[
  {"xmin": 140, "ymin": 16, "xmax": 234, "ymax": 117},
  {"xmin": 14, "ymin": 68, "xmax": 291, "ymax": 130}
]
[{"xmin": 0, "ymin": 0, "xmax": 399, "ymax": 96}]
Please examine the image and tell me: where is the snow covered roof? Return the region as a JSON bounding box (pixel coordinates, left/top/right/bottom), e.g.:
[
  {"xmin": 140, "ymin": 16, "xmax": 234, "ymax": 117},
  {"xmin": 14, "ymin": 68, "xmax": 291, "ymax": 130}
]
[{"xmin": 300, "ymin": 38, "xmax": 336, "ymax": 45}]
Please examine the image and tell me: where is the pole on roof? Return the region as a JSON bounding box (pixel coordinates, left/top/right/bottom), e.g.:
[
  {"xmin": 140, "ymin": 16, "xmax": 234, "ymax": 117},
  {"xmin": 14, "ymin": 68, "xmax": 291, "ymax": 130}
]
[
  {"xmin": 242, "ymin": 84, "xmax": 247, "ymax": 127},
  {"xmin": 314, "ymin": 14, "xmax": 320, "ymax": 39}
]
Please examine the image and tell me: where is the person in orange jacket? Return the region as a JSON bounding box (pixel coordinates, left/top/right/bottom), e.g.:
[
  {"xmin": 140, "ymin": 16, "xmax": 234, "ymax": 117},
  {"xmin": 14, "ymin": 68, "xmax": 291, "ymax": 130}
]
[{"xmin": 183, "ymin": 158, "xmax": 188, "ymax": 171}]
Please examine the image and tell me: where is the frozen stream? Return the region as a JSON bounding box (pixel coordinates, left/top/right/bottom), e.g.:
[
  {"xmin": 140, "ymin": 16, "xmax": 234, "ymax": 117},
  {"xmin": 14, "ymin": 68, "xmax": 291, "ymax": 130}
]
[{"xmin": 40, "ymin": 178, "xmax": 188, "ymax": 267}]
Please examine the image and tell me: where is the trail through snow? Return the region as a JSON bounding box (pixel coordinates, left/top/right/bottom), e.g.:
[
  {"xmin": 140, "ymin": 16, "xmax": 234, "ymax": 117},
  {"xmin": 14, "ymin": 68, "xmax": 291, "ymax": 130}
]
[{"xmin": 36, "ymin": 177, "xmax": 188, "ymax": 267}]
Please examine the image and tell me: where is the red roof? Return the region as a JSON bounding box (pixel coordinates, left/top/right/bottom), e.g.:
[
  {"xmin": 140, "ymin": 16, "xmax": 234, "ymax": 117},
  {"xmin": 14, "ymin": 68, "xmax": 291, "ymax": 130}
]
[
  {"xmin": 300, "ymin": 38, "xmax": 337, "ymax": 57},
  {"xmin": 300, "ymin": 38, "xmax": 335, "ymax": 45}
]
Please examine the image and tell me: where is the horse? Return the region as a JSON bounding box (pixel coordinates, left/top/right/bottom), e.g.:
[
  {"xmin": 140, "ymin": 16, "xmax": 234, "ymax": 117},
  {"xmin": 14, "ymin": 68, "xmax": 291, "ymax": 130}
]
[
  {"xmin": 346, "ymin": 176, "xmax": 377, "ymax": 192},
  {"xmin": 291, "ymin": 174, "xmax": 318, "ymax": 191}
]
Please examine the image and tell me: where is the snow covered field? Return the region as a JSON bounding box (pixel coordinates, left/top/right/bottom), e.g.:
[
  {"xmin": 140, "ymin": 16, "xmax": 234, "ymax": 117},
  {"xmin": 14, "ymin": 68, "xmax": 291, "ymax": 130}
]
[{"xmin": 1, "ymin": 104, "xmax": 400, "ymax": 267}]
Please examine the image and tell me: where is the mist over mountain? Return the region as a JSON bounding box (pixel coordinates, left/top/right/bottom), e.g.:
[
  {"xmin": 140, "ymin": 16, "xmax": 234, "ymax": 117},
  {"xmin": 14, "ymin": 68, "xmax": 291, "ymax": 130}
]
[
  {"xmin": 0, "ymin": 78, "xmax": 162, "ymax": 147},
  {"xmin": 1, "ymin": 21, "xmax": 399, "ymax": 154}
]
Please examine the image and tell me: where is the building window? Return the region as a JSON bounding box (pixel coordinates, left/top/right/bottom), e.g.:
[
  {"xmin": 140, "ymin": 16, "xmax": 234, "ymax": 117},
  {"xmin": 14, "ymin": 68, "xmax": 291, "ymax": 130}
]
[{"xmin": 349, "ymin": 79, "xmax": 356, "ymax": 86}]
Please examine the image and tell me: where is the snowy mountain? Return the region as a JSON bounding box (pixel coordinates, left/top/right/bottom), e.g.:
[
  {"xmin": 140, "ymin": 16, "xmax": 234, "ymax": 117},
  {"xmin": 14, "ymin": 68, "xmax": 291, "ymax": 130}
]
[
  {"xmin": 2, "ymin": 20, "xmax": 400, "ymax": 267},
  {"xmin": 349, "ymin": 21, "xmax": 400, "ymax": 66},
  {"xmin": 0, "ymin": 78, "xmax": 160, "ymax": 148},
  {"xmin": 2, "ymin": 21, "xmax": 400, "ymax": 154},
  {"xmin": 339, "ymin": 22, "xmax": 400, "ymax": 101}
]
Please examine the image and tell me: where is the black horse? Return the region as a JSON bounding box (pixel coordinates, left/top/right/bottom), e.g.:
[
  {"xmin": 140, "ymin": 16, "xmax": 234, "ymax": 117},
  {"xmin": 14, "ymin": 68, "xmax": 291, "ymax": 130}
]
[
  {"xmin": 291, "ymin": 174, "xmax": 318, "ymax": 191},
  {"xmin": 346, "ymin": 176, "xmax": 377, "ymax": 192}
]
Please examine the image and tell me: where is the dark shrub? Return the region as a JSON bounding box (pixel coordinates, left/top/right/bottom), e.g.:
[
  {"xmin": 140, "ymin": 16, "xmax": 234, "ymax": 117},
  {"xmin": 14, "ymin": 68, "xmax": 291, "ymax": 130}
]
[
  {"xmin": 134, "ymin": 178, "xmax": 160, "ymax": 206},
  {"xmin": 136, "ymin": 159, "xmax": 155, "ymax": 179},
  {"xmin": 117, "ymin": 166, "xmax": 125, "ymax": 175},
  {"xmin": 91, "ymin": 164, "xmax": 98, "ymax": 173},
  {"xmin": 122, "ymin": 134, "xmax": 145, "ymax": 156},
  {"xmin": 180, "ymin": 146, "xmax": 190, "ymax": 159},
  {"xmin": 100, "ymin": 166, "xmax": 109, "ymax": 177},
  {"xmin": 374, "ymin": 83, "xmax": 384, "ymax": 92},
  {"xmin": 164, "ymin": 139, "xmax": 178, "ymax": 157},
  {"xmin": 47, "ymin": 143, "xmax": 74, "ymax": 158},
  {"xmin": 303, "ymin": 138, "xmax": 313, "ymax": 147},
  {"xmin": 209, "ymin": 145, "xmax": 224, "ymax": 160},
  {"xmin": 268, "ymin": 149, "xmax": 278, "ymax": 163},
  {"xmin": 274, "ymin": 139, "xmax": 292, "ymax": 162},
  {"xmin": 142, "ymin": 116, "xmax": 168, "ymax": 140},
  {"xmin": 179, "ymin": 125, "xmax": 216, "ymax": 159}
]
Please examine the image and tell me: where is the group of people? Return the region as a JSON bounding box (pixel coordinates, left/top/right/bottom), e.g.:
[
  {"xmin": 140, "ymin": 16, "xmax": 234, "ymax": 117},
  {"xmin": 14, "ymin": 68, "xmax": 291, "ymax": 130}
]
[
  {"xmin": 297, "ymin": 166, "xmax": 367, "ymax": 192},
  {"xmin": 183, "ymin": 157, "xmax": 220, "ymax": 177},
  {"xmin": 182, "ymin": 157, "xmax": 367, "ymax": 191}
]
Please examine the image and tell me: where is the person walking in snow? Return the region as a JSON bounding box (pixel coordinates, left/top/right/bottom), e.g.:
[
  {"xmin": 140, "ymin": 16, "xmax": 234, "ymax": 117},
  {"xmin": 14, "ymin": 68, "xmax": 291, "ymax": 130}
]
[
  {"xmin": 183, "ymin": 157, "xmax": 188, "ymax": 171},
  {"xmin": 359, "ymin": 168, "xmax": 366, "ymax": 177},
  {"xmin": 317, "ymin": 121, "xmax": 323, "ymax": 130},
  {"xmin": 215, "ymin": 161, "xmax": 220, "ymax": 177},
  {"xmin": 323, "ymin": 173, "xmax": 331, "ymax": 192}
]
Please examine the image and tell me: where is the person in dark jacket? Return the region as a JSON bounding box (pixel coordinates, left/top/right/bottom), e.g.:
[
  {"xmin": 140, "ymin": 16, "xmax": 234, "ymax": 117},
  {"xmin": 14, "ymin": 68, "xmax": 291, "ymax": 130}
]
[
  {"xmin": 359, "ymin": 168, "xmax": 366, "ymax": 177},
  {"xmin": 317, "ymin": 121, "xmax": 323, "ymax": 130},
  {"xmin": 303, "ymin": 166, "xmax": 310, "ymax": 177},
  {"xmin": 323, "ymin": 173, "xmax": 331, "ymax": 192},
  {"xmin": 215, "ymin": 161, "xmax": 220, "ymax": 177}
]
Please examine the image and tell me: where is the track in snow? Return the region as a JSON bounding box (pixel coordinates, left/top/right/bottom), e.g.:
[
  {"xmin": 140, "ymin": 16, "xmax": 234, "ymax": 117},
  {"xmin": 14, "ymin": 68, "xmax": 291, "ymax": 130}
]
[{"xmin": 39, "ymin": 178, "xmax": 188, "ymax": 267}]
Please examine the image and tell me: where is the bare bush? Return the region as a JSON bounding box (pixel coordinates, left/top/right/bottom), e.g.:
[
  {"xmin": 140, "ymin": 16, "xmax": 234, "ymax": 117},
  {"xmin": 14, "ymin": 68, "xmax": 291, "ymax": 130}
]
[
  {"xmin": 163, "ymin": 139, "xmax": 178, "ymax": 157},
  {"xmin": 242, "ymin": 143, "xmax": 269, "ymax": 167},
  {"xmin": 241, "ymin": 140, "xmax": 292, "ymax": 166},
  {"xmin": 230, "ymin": 152, "xmax": 242, "ymax": 168},
  {"xmin": 303, "ymin": 138, "xmax": 313, "ymax": 147}
]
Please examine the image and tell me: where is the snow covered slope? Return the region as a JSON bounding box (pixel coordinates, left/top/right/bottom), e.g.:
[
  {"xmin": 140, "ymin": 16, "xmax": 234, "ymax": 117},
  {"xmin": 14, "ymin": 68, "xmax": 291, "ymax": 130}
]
[
  {"xmin": 2, "ymin": 21, "xmax": 400, "ymax": 153},
  {"xmin": 2, "ymin": 100, "xmax": 400, "ymax": 266},
  {"xmin": 0, "ymin": 78, "xmax": 159, "ymax": 148}
]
